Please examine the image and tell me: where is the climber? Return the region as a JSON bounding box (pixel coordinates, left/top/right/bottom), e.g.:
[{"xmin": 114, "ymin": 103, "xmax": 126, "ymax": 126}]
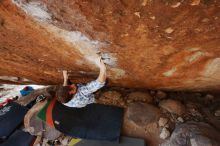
[
  {"xmin": 36, "ymin": 57, "xmax": 123, "ymax": 141},
  {"xmin": 57, "ymin": 56, "xmax": 107, "ymax": 107}
]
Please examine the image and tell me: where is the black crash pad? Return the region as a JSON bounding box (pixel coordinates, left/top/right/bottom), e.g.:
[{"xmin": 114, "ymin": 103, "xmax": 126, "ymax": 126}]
[
  {"xmin": 52, "ymin": 102, "xmax": 124, "ymax": 141},
  {"xmin": 0, "ymin": 102, "xmax": 28, "ymax": 139},
  {"xmin": 0, "ymin": 130, "xmax": 34, "ymax": 146}
]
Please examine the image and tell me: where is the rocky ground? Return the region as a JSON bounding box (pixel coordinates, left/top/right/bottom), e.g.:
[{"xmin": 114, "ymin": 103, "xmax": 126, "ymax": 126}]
[
  {"xmin": 1, "ymin": 85, "xmax": 220, "ymax": 146},
  {"xmin": 95, "ymin": 87, "xmax": 220, "ymax": 146}
]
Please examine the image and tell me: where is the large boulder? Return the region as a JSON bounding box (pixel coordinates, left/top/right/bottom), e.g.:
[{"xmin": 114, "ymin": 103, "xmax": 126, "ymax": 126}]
[
  {"xmin": 127, "ymin": 102, "xmax": 160, "ymax": 127},
  {"xmin": 123, "ymin": 102, "xmax": 161, "ymax": 146},
  {"xmin": 161, "ymin": 122, "xmax": 220, "ymax": 146}
]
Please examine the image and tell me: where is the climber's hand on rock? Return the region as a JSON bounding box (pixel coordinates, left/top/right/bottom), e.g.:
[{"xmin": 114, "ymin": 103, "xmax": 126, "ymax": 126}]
[
  {"xmin": 96, "ymin": 56, "xmax": 106, "ymax": 71},
  {"xmin": 63, "ymin": 70, "xmax": 68, "ymax": 80},
  {"xmin": 63, "ymin": 70, "xmax": 69, "ymax": 86},
  {"xmin": 96, "ymin": 56, "xmax": 107, "ymax": 83}
]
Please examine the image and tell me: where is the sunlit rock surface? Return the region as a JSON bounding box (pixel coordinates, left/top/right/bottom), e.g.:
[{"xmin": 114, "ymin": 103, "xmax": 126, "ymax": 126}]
[{"xmin": 0, "ymin": 0, "xmax": 220, "ymax": 91}]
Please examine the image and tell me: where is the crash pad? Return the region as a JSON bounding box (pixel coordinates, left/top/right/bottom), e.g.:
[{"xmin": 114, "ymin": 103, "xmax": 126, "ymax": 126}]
[
  {"xmin": 68, "ymin": 136, "xmax": 145, "ymax": 146},
  {"xmin": 0, "ymin": 130, "xmax": 35, "ymax": 146},
  {"xmin": 0, "ymin": 102, "xmax": 28, "ymax": 139},
  {"xmin": 52, "ymin": 102, "xmax": 124, "ymax": 141}
]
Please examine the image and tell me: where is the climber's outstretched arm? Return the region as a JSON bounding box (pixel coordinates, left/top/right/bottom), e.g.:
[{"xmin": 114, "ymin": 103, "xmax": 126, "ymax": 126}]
[
  {"xmin": 97, "ymin": 57, "xmax": 107, "ymax": 83},
  {"xmin": 63, "ymin": 70, "xmax": 68, "ymax": 86}
]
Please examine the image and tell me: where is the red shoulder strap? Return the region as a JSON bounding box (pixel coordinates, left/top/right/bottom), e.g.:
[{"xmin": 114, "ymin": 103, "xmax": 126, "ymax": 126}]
[{"xmin": 46, "ymin": 98, "xmax": 56, "ymax": 128}]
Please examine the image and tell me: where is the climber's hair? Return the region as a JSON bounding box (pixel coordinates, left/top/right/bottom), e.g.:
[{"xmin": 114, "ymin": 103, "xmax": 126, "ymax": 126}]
[
  {"xmin": 56, "ymin": 84, "xmax": 77, "ymax": 103},
  {"xmin": 56, "ymin": 85, "xmax": 71, "ymax": 103}
]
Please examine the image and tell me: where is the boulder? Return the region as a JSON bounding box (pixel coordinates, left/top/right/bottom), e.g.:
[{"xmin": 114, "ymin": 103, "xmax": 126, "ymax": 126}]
[
  {"xmin": 123, "ymin": 102, "xmax": 161, "ymax": 146},
  {"xmin": 97, "ymin": 91, "xmax": 125, "ymax": 107},
  {"xmin": 127, "ymin": 102, "xmax": 160, "ymax": 127},
  {"xmin": 161, "ymin": 122, "xmax": 220, "ymax": 146},
  {"xmin": 159, "ymin": 99, "xmax": 185, "ymax": 115},
  {"xmin": 155, "ymin": 91, "xmax": 167, "ymax": 99},
  {"xmin": 127, "ymin": 91, "xmax": 153, "ymax": 103}
]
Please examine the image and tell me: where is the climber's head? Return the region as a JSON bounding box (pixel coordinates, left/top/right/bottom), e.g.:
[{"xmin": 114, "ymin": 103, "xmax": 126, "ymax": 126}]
[{"xmin": 56, "ymin": 84, "xmax": 77, "ymax": 103}]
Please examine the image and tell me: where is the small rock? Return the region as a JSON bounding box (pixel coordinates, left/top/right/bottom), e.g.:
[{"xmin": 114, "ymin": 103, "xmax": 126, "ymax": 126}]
[
  {"xmin": 160, "ymin": 127, "xmax": 170, "ymax": 139},
  {"xmin": 205, "ymin": 94, "xmax": 214, "ymax": 100},
  {"xmin": 177, "ymin": 117, "xmax": 184, "ymax": 123},
  {"xmin": 191, "ymin": 0, "xmax": 200, "ymax": 6},
  {"xmin": 156, "ymin": 90, "xmax": 167, "ymax": 99},
  {"xmin": 150, "ymin": 90, "xmax": 156, "ymax": 95},
  {"xmin": 121, "ymin": 33, "xmax": 129, "ymax": 37},
  {"xmin": 127, "ymin": 99, "xmax": 133, "ymax": 103},
  {"xmin": 171, "ymin": 2, "xmax": 181, "ymax": 8},
  {"xmin": 61, "ymin": 137, "xmax": 69, "ymax": 145},
  {"xmin": 214, "ymin": 109, "xmax": 220, "ymax": 117},
  {"xmin": 194, "ymin": 93, "xmax": 202, "ymax": 97},
  {"xmin": 134, "ymin": 12, "xmax": 141, "ymax": 18},
  {"xmin": 165, "ymin": 27, "xmax": 174, "ymax": 34},
  {"xmin": 42, "ymin": 139, "xmax": 49, "ymax": 146},
  {"xmin": 159, "ymin": 99, "xmax": 185, "ymax": 115},
  {"xmin": 158, "ymin": 117, "xmax": 168, "ymax": 127},
  {"xmin": 164, "ymin": 124, "xmax": 169, "ymax": 128},
  {"xmin": 150, "ymin": 16, "xmax": 156, "ymax": 20},
  {"xmin": 141, "ymin": 0, "xmax": 148, "ymax": 6},
  {"xmin": 201, "ymin": 18, "xmax": 210, "ymax": 23},
  {"xmin": 127, "ymin": 91, "xmax": 153, "ymax": 103}
]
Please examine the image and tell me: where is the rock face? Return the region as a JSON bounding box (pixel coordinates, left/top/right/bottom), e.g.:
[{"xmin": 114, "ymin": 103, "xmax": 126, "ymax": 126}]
[
  {"xmin": 1, "ymin": 0, "xmax": 220, "ymax": 91},
  {"xmin": 161, "ymin": 122, "xmax": 220, "ymax": 146}
]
